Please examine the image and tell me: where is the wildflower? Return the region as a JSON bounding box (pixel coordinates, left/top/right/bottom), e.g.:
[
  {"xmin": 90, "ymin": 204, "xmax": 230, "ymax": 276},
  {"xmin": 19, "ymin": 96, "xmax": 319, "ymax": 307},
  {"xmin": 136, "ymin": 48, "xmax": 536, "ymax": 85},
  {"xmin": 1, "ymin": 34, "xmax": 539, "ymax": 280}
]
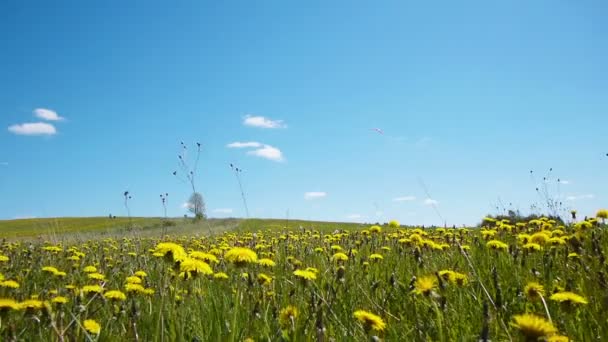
[
  {"xmin": 438, "ymin": 270, "xmax": 468, "ymax": 286},
  {"xmin": 530, "ymin": 232, "xmax": 551, "ymax": 245},
  {"xmin": 257, "ymin": 273, "xmax": 273, "ymax": 286},
  {"xmin": 179, "ymin": 258, "xmax": 213, "ymax": 278},
  {"xmin": 224, "ymin": 247, "xmax": 258, "ymax": 266},
  {"xmin": 369, "ymin": 225, "xmax": 382, "ymax": 233},
  {"xmin": 83, "ymin": 266, "xmax": 97, "ymax": 273},
  {"xmin": 412, "ymin": 275, "xmax": 437, "ymax": 296},
  {"xmin": 16, "ymin": 299, "xmax": 46, "ymax": 311},
  {"xmin": 126, "ymin": 276, "xmax": 142, "ymax": 284},
  {"xmin": 189, "ymin": 251, "xmax": 219, "ymax": 263},
  {"xmin": 293, "ymin": 269, "xmax": 317, "ymax": 281},
  {"xmin": 125, "ymin": 283, "xmax": 145, "ymax": 293},
  {"xmin": 567, "ymin": 253, "xmax": 579, "ymax": 259},
  {"xmin": 104, "ymin": 290, "xmax": 127, "ymax": 301},
  {"xmin": 83, "ymin": 319, "xmax": 101, "ymax": 335},
  {"xmin": 523, "ymin": 243, "xmax": 542, "ymax": 252},
  {"xmin": 353, "ymin": 310, "xmax": 386, "ymax": 332},
  {"xmin": 213, "ymin": 272, "xmax": 229, "ymax": 280},
  {"xmin": 388, "ymin": 220, "xmax": 400, "ymax": 228},
  {"xmin": 549, "ymin": 291, "xmax": 588, "ymax": 305},
  {"xmin": 42, "ymin": 266, "xmax": 59, "ymax": 274},
  {"xmin": 0, "ymin": 280, "xmax": 20, "ymax": 289},
  {"xmin": 258, "ymin": 258, "xmax": 276, "ymax": 267},
  {"xmin": 510, "ymin": 313, "xmax": 557, "ymax": 340},
  {"xmin": 143, "ymin": 288, "xmax": 155, "ymax": 295},
  {"xmin": 134, "ymin": 270, "xmax": 147, "ymax": 278},
  {"xmin": 0, "ymin": 298, "xmax": 19, "ymax": 311},
  {"xmin": 279, "ymin": 305, "xmax": 298, "ymax": 327},
  {"xmin": 523, "ymin": 282, "xmax": 545, "ymax": 301},
  {"xmin": 331, "ymin": 252, "xmax": 349, "ymax": 262},
  {"xmin": 369, "ymin": 253, "xmax": 383, "ymax": 261},
  {"xmin": 0, "ymin": 255, "xmax": 9, "ymax": 262},
  {"xmin": 596, "ymin": 209, "xmax": 608, "ymax": 220},
  {"xmin": 153, "ymin": 242, "xmax": 187, "ymax": 262},
  {"xmin": 486, "ymin": 240, "xmax": 509, "ymax": 251},
  {"xmin": 88, "ymin": 273, "xmax": 106, "ymax": 281},
  {"xmin": 82, "ymin": 285, "xmax": 104, "ymax": 294},
  {"xmin": 51, "ymin": 296, "xmax": 68, "ymax": 305},
  {"xmin": 547, "ymin": 335, "xmax": 570, "ymax": 342}
]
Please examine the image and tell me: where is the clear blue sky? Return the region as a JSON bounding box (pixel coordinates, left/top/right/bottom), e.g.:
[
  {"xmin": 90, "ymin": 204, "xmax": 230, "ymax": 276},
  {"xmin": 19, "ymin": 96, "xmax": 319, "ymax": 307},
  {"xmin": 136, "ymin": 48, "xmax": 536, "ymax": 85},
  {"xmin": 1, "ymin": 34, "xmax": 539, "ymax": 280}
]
[{"xmin": 1, "ymin": 0, "xmax": 607, "ymax": 226}]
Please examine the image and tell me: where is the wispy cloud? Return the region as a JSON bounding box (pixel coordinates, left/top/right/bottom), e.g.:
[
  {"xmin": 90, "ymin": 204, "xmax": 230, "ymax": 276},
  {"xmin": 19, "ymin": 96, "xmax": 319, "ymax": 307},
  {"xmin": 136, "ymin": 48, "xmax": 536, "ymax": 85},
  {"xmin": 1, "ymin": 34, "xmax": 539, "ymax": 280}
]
[
  {"xmin": 304, "ymin": 191, "xmax": 327, "ymax": 200},
  {"xmin": 566, "ymin": 194, "xmax": 594, "ymax": 201},
  {"xmin": 247, "ymin": 145, "xmax": 284, "ymax": 162},
  {"xmin": 227, "ymin": 141, "xmax": 263, "ymax": 148},
  {"xmin": 394, "ymin": 195, "xmax": 416, "ymax": 202},
  {"xmin": 8, "ymin": 122, "xmax": 57, "ymax": 136},
  {"xmin": 213, "ymin": 208, "xmax": 233, "ymax": 214},
  {"xmin": 34, "ymin": 108, "xmax": 64, "ymax": 121},
  {"xmin": 228, "ymin": 141, "xmax": 284, "ymax": 162},
  {"xmin": 423, "ymin": 198, "xmax": 439, "ymax": 206},
  {"xmin": 558, "ymin": 180, "xmax": 571, "ymax": 185},
  {"xmin": 14, "ymin": 215, "xmax": 36, "ymax": 220},
  {"xmin": 243, "ymin": 115, "xmax": 286, "ymax": 129}
]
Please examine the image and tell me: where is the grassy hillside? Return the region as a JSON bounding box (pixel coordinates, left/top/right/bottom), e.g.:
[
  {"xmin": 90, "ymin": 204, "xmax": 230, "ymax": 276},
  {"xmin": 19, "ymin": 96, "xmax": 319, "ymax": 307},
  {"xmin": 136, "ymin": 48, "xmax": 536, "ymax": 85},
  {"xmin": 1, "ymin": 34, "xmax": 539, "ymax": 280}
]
[{"xmin": 0, "ymin": 217, "xmax": 368, "ymax": 240}]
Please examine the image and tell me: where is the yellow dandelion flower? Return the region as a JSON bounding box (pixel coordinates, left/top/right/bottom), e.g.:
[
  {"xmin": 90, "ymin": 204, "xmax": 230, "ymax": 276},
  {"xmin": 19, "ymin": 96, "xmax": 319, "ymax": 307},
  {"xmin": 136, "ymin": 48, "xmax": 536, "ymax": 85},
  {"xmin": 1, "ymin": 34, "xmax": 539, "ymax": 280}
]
[
  {"xmin": 189, "ymin": 251, "xmax": 219, "ymax": 263},
  {"xmin": 104, "ymin": 290, "xmax": 126, "ymax": 301},
  {"xmin": 353, "ymin": 310, "xmax": 386, "ymax": 332},
  {"xmin": 413, "ymin": 275, "xmax": 437, "ymax": 296},
  {"xmin": 523, "ymin": 243, "xmax": 542, "ymax": 252},
  {"xmin": 179, "ymin": 258, "xmax": 213, "ymax": 278},
  {"xmin": 0, "ymin": 255, "xmax": 9, "ymax": 262},
  {"xmin": 134, "ymin": 270, "xmax": 147, "ymax": 278},
  {"xmin": 547, "ymin": 335, "xmax": 569, "ymax": 342},
  {"xmin": 82, "ymin": 285, "xmax": 104, "ymax": 294},
  {"xmin": 369, "ymin": 253, "xmax": 383, "ymax": 261},
  {"xmin": 369, "ymin": 225, "xmax": 382, "ymax": 233},
  {"xmin": 88, "ymin": 273, "xmax": 106, "ymax": 281},
  {"xmin": 83, "ymin": 319, "xmax": 101, "ymax": 335},
  {"xmin": 143, "ymin": 288, "xmax": 155, "ymax": 296},
  {"xmin": 125, "ymin": 283, "xmax": 145, "ymax": 293},
  {"xmin": 0, "ymin": 280, "xmax": 20, "ymax": 289},
  {"xmin": 388, "ymin": 220, "xmax": 400, "ymax": 228},
  {"xmin": 486, "ymin": 240, "xmax": 509, "ymax": 251},
  {"xmin": 331, "ymin": 252, "xmax": 349, "ymax": 262},
  {"xmin": 16, "ymin": 299, "xmax": 46, "ymax": 311},
  {"xmin": 51, "ymin": 296, "xmax": 68, "ymax": 304},
  {"xmin": 257, "ymin": 273, "xmax": 273, "ymax": 286},
  {"xmin": 510, "ymin": 313, "xmax": 557, "ymax": 340},
  {"xmin": 293, "ymin": 269, "xmax": 317, "ymax": 281},
  {"xmin": 549, "ymin": 291, "xmax": 588, "ymax": 305},
  {"xmin": 153, "ymin": 242, "xmax": 187, "ymax": 262},
  {"xmin": 213, "ymin": 272, "xmax": 229, "ymax": 280},
  {"xmin": 224, "ymin": 247, "xmax": 258, "ymax": 265},
  {"xmin": 0, "ymin": 298, "xmax": 19, "ymax": 310},
  {"xmin": 125, "ymin": 276, "xmax": 142, "ymax": 284},
  {"xmin": 258, "ymin": 258, "xmax": 276, "ymax": 267},
  {"xmin": 279, "ymin": 305, "xmax": 298, "ymax": 327},
  {"xmin": 523, "ymin": 282, "xmax": 545, "ymax": 301},
  {"xmin": 83, "ymin": 265, "xmax": 97, "ymax": 273}
]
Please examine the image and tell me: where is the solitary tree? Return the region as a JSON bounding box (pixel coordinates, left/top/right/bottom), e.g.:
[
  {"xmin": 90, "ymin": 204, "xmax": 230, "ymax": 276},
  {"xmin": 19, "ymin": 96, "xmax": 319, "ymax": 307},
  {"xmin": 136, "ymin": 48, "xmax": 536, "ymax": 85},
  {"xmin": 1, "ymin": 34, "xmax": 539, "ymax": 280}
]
[{"xmin": 187, "ymin": 192, "xmax": 206, "ymax": 220}]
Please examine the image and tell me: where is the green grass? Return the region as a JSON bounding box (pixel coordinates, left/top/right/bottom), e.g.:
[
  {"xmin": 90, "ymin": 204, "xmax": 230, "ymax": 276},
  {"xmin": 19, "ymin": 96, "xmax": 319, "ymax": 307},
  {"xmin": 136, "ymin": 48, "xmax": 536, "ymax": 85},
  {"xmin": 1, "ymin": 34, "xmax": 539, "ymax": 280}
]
[{"xmin": 0, "ymin": 218, "xmax": 605, "ymax": 341}]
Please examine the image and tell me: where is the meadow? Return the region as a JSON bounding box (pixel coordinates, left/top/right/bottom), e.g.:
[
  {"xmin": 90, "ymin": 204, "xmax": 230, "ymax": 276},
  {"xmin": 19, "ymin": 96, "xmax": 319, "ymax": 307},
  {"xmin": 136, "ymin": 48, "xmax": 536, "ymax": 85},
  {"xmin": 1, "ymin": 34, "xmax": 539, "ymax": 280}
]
[{"xmin": 0, "ymin": 213, "xmax": 607, "ymax": 341}]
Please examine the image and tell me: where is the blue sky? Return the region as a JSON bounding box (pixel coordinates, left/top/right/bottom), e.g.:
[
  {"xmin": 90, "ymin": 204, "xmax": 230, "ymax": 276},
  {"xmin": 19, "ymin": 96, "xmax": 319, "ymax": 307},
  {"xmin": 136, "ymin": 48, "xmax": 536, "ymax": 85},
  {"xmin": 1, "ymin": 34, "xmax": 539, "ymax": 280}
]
[{"xmin": 1, "ymin": 0, "xmax": 607, "ymax": 225}]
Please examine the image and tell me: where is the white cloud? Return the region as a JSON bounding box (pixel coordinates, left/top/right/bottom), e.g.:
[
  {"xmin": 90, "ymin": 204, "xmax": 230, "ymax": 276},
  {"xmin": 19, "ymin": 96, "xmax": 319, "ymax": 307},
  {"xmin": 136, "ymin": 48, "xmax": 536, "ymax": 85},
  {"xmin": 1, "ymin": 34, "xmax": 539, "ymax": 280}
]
[
  {"xmin": 14, "ymin": 215, "xmax": 36, "ymax": 220},
  {"xmin": 8, "ymin": 122, "xmax": 56, "ymax": 136},
  {"xmin": 424, "ymin": 198, "xmax": 439, "ymax": 206},
  {"xmin": 213, "ymin": 208, "xmax": 233, "ymax": 214},
  {"xmin": 243, "ymin": 115, "xmax": 286, "ymax": 129},
  {"xmin": 394, "ymin": 196, "xmax": 416, "ymax": 202},
  {"xmin": 558, "ymin": 180, "xmax": 571, "ymax": 185},
  {"xmin": 247, "ymin": 144, "xmax": 284, "ymax": 162},
  {"xmin": 227, "ymin": 141, "xmax": 263, "ymax": 148},
  {"xmin": 34, "ymin": 108, "xmax": 64, "ymax": 121},
  {"xmin": 566, "ymin": 194, "xmax": 594, "ymax": 201},
  {"xmin": 181, "ymin": 202, "xmax": 194, "ymax": 209},
  {"xmin": 304, "ymin": 191, "xmax": 327, "ymax": 200},
  {"xmin": 415, "ymin": 137, "xmax": 432, "ymax": 148},
  {"xmin": 227, "ymin": 141, "xmax": 285, "ymax": 162},
  {"xmin": 346, "ymin": 214, "xmax": 363, "ymax": 219}
]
